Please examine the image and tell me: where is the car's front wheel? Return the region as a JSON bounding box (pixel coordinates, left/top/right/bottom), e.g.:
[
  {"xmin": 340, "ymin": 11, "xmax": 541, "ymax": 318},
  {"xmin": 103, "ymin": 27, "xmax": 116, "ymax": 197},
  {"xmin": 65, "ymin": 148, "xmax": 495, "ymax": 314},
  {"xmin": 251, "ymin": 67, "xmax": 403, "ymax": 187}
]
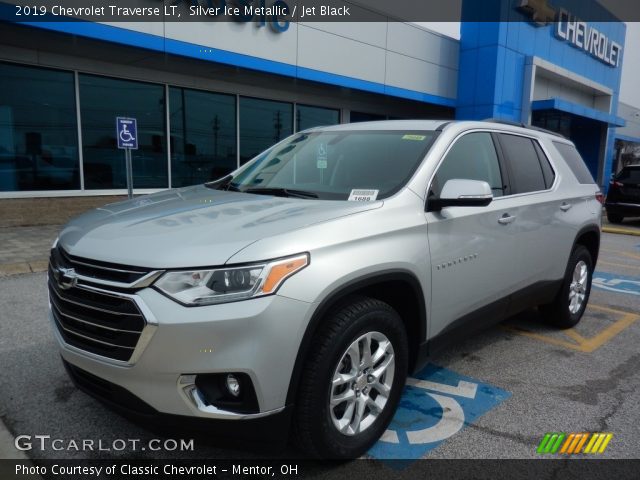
[{"xmin": 293, "ymin": 296, "xmax": 408, "ymax": 459}]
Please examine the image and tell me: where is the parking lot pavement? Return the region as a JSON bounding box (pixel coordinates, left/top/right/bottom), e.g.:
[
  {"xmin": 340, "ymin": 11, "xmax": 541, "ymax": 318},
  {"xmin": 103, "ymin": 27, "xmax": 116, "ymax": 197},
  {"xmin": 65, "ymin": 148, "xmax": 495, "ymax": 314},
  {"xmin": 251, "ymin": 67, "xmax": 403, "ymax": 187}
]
[{"xmin": 0, "ymin": 232, "xmax": 638, "ymax": 461}]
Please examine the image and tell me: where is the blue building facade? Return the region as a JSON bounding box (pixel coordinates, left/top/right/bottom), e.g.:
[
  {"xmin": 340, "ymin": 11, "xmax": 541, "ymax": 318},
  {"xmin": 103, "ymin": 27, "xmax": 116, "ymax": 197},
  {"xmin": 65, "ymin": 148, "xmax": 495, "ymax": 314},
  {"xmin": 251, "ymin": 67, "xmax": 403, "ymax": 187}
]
[
  {"xmin": 457, "ymin": 0, "xmax": 626, "ymax": 187},
  {"xmin": 0, "ymin": 0, "xmax": 634, "ymax": 200}
]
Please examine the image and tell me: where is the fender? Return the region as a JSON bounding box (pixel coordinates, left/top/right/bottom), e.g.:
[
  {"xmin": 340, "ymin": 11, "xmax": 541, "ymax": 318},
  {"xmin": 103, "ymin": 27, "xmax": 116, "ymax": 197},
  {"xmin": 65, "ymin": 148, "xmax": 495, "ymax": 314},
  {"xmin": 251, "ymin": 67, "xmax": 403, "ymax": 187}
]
[
  {"xmin": 284, "ymin": 270, "xmax": 427, "ymax": 406},
  {"xmin": 572, "ymin": 224, "xmax": 601, "ymax": 265}
]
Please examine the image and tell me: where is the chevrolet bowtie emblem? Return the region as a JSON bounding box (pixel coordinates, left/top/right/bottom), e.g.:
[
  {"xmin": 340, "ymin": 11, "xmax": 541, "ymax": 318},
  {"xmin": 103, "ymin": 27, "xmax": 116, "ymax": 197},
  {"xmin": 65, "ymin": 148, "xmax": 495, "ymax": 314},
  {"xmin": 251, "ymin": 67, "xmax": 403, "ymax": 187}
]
[
  {"xmin": 54, "ymin": 267, "xmax": 78, "ymax": 290},
  {"xmin": 517, "ymin": 0, "xmax": 557, "ymax": 26}
]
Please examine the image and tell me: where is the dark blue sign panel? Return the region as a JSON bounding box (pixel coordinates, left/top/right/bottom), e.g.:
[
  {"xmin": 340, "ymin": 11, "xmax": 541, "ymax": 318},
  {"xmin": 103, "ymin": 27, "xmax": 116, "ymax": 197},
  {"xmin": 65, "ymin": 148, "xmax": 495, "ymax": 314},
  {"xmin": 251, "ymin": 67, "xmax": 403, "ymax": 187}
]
[
  {"xmin": 369, "ymin": 364, "xmax": 511, "ymax": 461},
  {"xmin": 116, "ymin": 117, "xmax": 138, "ymax": 150}
]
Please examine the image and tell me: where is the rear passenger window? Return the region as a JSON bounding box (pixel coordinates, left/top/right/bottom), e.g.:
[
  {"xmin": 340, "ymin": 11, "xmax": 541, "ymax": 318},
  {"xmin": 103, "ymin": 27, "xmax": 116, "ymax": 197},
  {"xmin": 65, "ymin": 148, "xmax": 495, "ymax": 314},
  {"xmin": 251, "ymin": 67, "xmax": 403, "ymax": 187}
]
[
  {"xmin": 533, "ymin": 141, "xmax": 555, "ymax": 188},
  {"xmin": 553, "ymin": 142, "xmax": 596, "ymax": 184},
  {"xmin": 497, "ymin": 134, "xmax": 546, "ymax": 194}
]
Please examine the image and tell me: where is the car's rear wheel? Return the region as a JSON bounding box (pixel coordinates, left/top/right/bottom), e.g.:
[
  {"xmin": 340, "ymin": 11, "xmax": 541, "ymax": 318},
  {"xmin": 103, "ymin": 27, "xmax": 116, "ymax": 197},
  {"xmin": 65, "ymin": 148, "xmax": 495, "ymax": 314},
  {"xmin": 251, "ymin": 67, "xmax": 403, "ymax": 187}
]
[
  {"xmin": 540, "ymin": 245, "xmax": 593, "ymax": 329},
  {"xmin": 292, "ymin": 296, "xmax": 408, "ymax": 459},
  {"xmin": 606, "ymin": 212, "xmax": 624, "ymax": 224}
]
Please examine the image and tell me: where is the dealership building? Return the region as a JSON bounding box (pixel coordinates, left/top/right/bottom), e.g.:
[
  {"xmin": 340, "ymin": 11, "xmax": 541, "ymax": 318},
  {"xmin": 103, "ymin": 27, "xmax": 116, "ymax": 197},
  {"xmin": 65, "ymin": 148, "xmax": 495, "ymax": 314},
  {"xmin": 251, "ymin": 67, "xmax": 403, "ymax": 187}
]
[{"xmin": 0, "ymin": 0, "xmax": 639, "ymax": 223}]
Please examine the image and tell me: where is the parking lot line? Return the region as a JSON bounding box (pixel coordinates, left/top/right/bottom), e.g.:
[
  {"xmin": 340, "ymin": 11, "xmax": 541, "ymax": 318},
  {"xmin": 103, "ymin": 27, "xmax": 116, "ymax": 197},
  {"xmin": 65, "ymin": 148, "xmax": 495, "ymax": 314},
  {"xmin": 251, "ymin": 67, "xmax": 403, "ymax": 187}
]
[
  {"xmin": 597, "ymin": 260, "xmax": 640, "ymax": 270},
  {"xmin": 601, "ymin": 248, "xmax": 640, "ymax": 261},
  {"xmin": 503, "ymin": 304, "xmax": 640, "ymax": 353}
]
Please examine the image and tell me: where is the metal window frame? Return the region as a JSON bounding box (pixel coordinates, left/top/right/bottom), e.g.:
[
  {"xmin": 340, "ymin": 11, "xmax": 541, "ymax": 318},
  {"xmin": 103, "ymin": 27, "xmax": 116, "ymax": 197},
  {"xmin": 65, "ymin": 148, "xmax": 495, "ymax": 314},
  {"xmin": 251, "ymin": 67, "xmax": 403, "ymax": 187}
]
[{"xmin": 0, "ymin": 60, "xmax": 352, "ymax": 198}]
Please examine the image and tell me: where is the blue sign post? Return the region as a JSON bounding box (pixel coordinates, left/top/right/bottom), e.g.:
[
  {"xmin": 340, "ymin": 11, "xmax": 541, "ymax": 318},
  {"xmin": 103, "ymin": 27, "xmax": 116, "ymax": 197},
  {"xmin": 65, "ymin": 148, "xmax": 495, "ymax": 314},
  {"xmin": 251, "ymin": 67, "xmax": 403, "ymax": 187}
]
[{"xmin": 116, "ymin": 117, "xmax": 138, "ymax": 199}]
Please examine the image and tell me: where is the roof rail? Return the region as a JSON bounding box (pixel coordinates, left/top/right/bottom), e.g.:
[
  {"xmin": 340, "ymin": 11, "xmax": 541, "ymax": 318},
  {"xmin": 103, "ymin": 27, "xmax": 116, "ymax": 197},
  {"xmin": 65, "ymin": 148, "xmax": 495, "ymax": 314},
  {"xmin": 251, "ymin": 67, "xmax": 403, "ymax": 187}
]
[{"xmin": 482, "ymin": 118, "xmax": 566, "ymax": 139}]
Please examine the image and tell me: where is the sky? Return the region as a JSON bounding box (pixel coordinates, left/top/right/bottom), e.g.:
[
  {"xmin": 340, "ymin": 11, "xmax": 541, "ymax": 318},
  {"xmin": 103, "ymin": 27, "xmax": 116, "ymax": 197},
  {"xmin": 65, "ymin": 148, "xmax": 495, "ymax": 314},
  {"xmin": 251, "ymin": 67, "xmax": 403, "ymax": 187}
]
[{"xmin": 418, "ymin": 22, "xmax": 640, "ymax": 108}]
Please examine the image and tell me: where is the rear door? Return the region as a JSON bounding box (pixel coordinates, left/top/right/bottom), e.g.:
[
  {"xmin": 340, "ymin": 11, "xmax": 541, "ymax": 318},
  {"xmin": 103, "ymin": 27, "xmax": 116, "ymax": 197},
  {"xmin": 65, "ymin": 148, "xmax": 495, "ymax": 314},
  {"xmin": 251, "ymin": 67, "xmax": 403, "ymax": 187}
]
[
  {"xmin": 426, "ymin": 131, "xmax": 522, "ymax": 339},
  {"xmin": 494, "ymin": 133, "xmax": 575, "ymax": 296}
]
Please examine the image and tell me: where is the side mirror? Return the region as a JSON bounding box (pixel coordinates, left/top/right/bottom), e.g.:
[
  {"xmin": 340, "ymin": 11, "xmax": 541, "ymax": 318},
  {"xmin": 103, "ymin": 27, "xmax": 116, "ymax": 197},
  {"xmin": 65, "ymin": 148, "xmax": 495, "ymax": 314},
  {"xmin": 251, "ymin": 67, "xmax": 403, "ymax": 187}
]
[{"xmin": 428, "ymin": 179, "xmax": 493, "ymax": 211}]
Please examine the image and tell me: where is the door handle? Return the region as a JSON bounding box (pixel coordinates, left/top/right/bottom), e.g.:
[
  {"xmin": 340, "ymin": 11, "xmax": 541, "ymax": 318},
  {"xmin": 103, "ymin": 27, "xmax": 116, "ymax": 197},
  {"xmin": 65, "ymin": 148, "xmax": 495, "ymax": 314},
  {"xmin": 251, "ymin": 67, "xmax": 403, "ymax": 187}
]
[
  {"xmin": 560, "ymin": 202, "xmax": 572, "ymax": 212},
  {"xmin": 498, "ymin": 214, "xmax": 516, "ymax": 225}
]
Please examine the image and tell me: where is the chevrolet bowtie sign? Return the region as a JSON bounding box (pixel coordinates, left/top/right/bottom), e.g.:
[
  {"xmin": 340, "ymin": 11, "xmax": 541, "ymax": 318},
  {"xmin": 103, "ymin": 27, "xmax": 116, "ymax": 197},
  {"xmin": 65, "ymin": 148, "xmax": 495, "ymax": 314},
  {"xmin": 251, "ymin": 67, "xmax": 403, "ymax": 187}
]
[{"xmin": 517, "ymin": 0, "xmax": 622, "ymax": 68}]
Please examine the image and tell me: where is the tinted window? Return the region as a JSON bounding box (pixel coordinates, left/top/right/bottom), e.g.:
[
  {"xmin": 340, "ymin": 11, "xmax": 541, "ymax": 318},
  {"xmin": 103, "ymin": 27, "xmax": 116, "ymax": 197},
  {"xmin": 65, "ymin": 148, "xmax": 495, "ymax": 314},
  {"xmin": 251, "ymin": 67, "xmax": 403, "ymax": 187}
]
[
  {"xmin": 617, "ymin": 167, "xmax": 640, "ymax": 183},
  {"xmin": 350, "ymin": 111, "xmax": 386, "ymax": 123},
  {"xmin": 0, "ymin": 63, "xmax": 79, "ymax": 192},
  {"xmin": 80, "ymin": 75, "xmax": 167, "ymax": 189},
  {"xmin": 169, "ymin": 87, "xmax": 236, "ymax": 187},
  {"xmin": 431, "ymin": 132, "xmax": 504, "ymax": 197},
  {"xmin": 498, "ymin": 134, "xmax": 546, "ymax": 193},
  {"xmin": 296, "ymin": 105, "xmax": 340, "ymax": 132},
  {"xmin": 239, "ymin": 97, "xmax": 292, "ymax": 165},
  {"xmin": 553, "ymin": 142, "xmax": 595, "ymax": 184},
  {"xmin": 229, "ymin": 130, "xmax": 435, "ymax": 200},
  {"xmin": 533, "ymin": 141, "xmax": 556, "ymax": 188}
]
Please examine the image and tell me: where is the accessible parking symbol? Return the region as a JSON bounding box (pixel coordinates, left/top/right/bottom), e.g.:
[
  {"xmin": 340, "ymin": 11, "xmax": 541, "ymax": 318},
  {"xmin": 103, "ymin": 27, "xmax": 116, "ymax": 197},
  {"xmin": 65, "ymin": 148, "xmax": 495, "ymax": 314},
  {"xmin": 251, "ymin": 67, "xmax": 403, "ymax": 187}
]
[
  {"xmin": 369, "ymin": 364, "xmax": 510, "ymax": 460},
  {"xmin": 593, "ymin": 271, "xmax": 640, "ymax": 296}
]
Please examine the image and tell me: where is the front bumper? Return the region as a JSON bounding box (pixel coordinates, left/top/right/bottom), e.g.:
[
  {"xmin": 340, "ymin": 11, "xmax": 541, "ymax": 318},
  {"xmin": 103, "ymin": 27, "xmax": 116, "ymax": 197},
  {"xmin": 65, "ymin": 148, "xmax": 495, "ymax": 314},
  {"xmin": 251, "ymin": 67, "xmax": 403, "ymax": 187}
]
[
  {"xmin": 51, "ymin": 287, "xmax": 314, "ymax": 420},
  {"xmin": 62, "ymin": 359, "xmax": 293, "ymax": 445}
]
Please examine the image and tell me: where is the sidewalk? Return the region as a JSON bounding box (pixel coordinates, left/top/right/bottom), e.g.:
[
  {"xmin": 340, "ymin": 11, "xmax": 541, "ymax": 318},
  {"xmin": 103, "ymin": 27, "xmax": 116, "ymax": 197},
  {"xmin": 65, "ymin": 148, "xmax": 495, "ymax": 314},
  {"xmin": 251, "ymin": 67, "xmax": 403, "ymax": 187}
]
[{"xmin": 0, "ymin": 225, "xmax": 60, "ymax": 276}]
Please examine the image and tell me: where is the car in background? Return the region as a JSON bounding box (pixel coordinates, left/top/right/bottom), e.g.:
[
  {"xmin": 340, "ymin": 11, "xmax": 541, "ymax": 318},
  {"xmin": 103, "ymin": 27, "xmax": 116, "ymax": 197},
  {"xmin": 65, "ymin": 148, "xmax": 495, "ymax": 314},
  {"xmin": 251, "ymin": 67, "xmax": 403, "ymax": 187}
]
[{"xmin": 605, "ymin": 165, "xmax": 640, "ymax": 223}]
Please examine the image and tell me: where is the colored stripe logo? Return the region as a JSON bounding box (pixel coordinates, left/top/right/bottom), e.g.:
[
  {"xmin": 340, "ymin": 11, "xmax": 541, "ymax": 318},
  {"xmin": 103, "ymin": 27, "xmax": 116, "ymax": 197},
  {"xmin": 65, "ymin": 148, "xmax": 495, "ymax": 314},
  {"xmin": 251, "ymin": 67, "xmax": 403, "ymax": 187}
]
[{"xmin": 537, "ymin": 433, "xmax": 613, "ymax": 454}]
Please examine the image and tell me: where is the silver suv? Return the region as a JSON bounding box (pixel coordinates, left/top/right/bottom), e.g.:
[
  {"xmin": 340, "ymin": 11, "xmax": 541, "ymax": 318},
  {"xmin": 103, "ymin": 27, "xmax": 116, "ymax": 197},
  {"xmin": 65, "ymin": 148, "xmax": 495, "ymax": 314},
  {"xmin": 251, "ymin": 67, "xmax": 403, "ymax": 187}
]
[{"xmin": 49, "ymin": 120, "xmax": 601, "ymax": 458}]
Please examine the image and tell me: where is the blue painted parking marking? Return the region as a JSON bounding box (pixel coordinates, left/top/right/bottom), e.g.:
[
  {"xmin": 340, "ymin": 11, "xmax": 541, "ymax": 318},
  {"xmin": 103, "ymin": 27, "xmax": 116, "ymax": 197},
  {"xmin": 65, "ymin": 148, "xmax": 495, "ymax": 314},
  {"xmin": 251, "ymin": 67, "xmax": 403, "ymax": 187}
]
[
  {"xmin": 368, "ymin": 364, "xmax": 511, "ymax": 460},
  {"xmin": 593, "ymin": 271, "xmax": 640, "ymax": 296}
]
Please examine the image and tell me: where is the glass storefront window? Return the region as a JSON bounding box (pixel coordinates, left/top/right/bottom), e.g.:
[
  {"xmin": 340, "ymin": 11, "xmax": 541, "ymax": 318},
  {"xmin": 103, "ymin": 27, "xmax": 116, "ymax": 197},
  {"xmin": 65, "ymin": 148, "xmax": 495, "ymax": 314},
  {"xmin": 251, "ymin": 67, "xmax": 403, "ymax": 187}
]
[
  {"xmin": 296, "ymin": 104, "xmax": 340, "ymax": 132},
  {"xmin": 80, "ymin": 75, "xmax": 167, "ymax": 189},
  {"xmin": 169, "ymin": 87, "xmax": 237, "ymax": 187},
  {"xmin": 350, "ymin": 111, "xmax": 387, "ymax": 123},
  {"xmin": 0, "ymin": 63, "xmax": 79, "ymax": 192},
  {"xmin": 239, "ymin": 97, "xmax": 292, "ymax": 164}
]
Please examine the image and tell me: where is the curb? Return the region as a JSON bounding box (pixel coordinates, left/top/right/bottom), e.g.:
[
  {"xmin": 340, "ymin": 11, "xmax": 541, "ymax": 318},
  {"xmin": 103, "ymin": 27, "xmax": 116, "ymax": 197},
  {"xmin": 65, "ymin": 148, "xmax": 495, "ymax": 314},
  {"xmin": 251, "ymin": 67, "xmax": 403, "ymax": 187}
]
[
  {"xmin": 0, "ymin": 418, "xmax": 28, "ymax": 461},
  {"xmin": 0, "ymin": 419, "xmax": 43, "ymax": 479},
  {"xmin": 602, "ymin": 226, "xmax": 640, "ymax": 237},
  {"xmin": 0, "ymin": 260, "xmax": 48, "ymax": 278}
]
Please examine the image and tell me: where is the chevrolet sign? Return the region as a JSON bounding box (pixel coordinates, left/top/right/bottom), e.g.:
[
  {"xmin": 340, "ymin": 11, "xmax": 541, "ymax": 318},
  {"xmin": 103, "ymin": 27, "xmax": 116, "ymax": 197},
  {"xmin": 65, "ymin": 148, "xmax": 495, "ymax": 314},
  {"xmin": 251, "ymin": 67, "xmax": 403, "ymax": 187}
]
[
  {"xmin": 518, "ymin": 0, "xmax": 622, "ymax": 68},
  {"xmin": 555, "ymin": 8, "xmax": 622, "ymax": 68}
]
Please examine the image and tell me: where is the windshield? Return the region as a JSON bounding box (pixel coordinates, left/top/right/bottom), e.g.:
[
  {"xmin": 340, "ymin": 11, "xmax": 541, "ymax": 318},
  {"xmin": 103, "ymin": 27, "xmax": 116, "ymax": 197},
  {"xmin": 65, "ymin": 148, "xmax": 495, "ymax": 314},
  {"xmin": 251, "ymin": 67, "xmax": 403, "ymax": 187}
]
[{"xmin": 220, "ymin": 130, "xmax": 437, "ymax": 200}]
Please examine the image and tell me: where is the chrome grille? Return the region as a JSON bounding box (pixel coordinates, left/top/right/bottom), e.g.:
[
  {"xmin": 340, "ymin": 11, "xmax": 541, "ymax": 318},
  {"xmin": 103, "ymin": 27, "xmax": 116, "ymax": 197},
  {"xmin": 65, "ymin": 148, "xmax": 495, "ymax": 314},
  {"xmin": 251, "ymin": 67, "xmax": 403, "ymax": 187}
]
[
  {"xmin": 48, "ymin": 248, "xmax": 158, "ymax": 363},
  {"xmin": 52, "ymin": 246, "xmax": 151, "ymax": 285}
]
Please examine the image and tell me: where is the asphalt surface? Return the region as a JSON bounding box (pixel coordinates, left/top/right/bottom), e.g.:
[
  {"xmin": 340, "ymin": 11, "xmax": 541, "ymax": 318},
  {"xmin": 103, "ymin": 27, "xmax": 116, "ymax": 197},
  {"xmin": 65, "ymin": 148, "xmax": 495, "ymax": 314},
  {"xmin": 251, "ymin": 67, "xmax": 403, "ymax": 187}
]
[{"xmin": 0, "ymin": 232, "xmax": 638, "ymax": 461}]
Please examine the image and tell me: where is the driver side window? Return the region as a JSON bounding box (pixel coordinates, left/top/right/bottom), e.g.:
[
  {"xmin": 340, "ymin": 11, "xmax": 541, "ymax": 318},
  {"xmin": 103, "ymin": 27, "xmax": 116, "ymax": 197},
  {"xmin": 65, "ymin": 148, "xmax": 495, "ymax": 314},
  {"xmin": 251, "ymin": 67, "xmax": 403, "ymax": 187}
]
[{"xmin": 430, "ymin": 132, "xmax": 504, "ymax": 198}]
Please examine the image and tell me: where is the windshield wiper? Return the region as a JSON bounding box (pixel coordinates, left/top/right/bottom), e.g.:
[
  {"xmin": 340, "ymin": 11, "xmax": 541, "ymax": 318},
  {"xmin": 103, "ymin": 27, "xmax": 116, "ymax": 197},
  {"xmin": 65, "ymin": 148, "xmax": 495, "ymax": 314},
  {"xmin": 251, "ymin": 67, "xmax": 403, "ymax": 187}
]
[
  {"xmin": 205, "ymin": 175, "xmax": 241, "ymax": 191},
  {"xmin": 243, "ymin": 187, "xmax": 319, "ymax": 199}
]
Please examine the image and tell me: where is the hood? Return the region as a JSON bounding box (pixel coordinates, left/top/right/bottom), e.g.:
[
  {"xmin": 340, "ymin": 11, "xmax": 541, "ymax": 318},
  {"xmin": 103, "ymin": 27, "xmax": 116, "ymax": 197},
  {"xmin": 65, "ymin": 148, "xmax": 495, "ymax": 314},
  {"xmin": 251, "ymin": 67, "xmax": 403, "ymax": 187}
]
[{"xmin": 58, "ymin": 185, "xmax": 382, "ymax": 268}]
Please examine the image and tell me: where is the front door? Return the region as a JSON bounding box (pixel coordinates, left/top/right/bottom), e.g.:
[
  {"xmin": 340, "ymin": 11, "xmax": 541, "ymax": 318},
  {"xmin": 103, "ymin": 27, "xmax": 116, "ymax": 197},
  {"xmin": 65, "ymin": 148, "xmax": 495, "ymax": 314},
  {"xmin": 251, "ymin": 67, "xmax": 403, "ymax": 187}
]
[{"xmin": 426, "ymin": 131, "xmax": 521, "ymax": 339}]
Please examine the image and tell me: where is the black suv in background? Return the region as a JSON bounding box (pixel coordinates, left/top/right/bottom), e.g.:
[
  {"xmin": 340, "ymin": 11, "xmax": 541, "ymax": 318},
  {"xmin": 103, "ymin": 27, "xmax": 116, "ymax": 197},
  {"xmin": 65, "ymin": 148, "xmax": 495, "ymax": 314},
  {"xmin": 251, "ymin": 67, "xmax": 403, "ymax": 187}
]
[{"xmin": 605, "ymin": 165, "xmax": 640, "ymax": 223}]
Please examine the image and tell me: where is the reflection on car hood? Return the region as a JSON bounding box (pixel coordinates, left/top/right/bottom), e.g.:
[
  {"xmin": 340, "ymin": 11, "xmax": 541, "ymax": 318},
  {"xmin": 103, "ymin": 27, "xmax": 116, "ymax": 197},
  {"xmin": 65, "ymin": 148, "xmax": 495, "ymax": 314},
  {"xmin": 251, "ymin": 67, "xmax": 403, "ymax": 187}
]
[{"xmin": 58, "ymin": 185, "xmax": 382, "ymax": 268}]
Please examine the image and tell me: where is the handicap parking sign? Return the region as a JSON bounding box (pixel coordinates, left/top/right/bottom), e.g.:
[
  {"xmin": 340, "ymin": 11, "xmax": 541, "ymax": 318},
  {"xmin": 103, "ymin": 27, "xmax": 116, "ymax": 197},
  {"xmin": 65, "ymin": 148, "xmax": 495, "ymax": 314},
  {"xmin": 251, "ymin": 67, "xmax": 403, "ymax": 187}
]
[
  {"xmin": 116, "ymin": 117, "xmax": 138, "ymax": 150},
  {"xmin": 369, "ymin": 364, "xmax": 511, "ymax": 460}
]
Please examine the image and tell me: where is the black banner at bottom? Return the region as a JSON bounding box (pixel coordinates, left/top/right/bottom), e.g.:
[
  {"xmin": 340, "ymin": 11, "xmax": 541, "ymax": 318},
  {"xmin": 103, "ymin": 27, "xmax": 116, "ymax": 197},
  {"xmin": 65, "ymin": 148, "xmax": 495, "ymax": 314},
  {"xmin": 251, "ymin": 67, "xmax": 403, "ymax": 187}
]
[{"xmin": 2, "ymin": 459, "xmax": 640, "ymax": 480}]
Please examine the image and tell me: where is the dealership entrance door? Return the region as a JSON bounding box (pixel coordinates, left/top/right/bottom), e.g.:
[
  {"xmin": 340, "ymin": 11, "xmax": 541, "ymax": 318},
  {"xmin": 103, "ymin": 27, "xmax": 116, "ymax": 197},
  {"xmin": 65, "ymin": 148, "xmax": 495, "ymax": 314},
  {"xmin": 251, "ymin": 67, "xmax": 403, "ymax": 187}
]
[{"xmin": 532, "ymin": 110, "xmax": 607, "ymax": 183}]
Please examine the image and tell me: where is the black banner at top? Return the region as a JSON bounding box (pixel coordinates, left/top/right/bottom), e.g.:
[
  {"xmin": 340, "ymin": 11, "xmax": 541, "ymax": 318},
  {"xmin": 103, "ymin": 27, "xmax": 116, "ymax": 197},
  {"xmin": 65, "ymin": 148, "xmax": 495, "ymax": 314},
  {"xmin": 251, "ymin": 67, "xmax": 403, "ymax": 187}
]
[{"xmin": 1, "ymin": 0, "xmax": 639, "ymax": 23}]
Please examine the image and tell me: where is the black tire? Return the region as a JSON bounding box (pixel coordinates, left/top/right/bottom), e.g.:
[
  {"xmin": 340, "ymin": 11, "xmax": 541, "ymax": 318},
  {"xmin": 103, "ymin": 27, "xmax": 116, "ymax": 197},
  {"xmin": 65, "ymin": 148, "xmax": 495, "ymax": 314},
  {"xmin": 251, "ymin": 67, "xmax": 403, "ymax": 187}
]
[
  {"xmin": 606, "ymin": 212, "xmax": 624, "ymax": 224},
  {"xmin": 292, "ymin": 295, "xmax": 408, "ymax": 459},
  {"xmin": 539, "ymin": 245, "xmax": 593, "ymax": 329}
]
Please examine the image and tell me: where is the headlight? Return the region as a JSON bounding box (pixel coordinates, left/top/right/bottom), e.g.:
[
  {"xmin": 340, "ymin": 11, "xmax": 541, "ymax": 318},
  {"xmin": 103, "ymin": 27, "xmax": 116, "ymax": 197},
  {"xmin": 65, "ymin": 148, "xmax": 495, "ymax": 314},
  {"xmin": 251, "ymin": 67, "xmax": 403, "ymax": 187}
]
[{"xmin": 155, "ymin": 253, "xmax": 309, "ymax": 306}]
